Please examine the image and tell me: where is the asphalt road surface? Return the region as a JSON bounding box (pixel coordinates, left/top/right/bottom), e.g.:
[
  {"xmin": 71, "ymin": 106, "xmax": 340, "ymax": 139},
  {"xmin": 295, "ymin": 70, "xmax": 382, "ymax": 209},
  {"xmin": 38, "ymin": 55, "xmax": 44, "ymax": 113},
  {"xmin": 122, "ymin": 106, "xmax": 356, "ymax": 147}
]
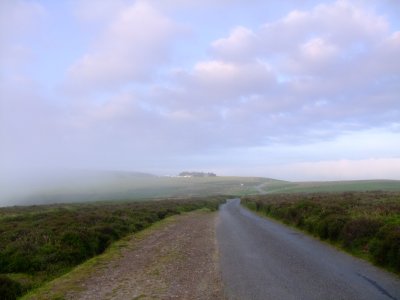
[{"xmin": 217, "ymin": 199, "xmax": 400, "ymax": 300}]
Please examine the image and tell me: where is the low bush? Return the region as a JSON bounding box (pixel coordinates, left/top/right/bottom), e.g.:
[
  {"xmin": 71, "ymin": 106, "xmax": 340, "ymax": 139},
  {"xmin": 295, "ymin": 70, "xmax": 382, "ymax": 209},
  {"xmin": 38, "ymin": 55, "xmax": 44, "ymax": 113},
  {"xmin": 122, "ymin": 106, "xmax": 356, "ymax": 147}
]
[
  {"xmin": 0, "ymin": 196, "xmax": 225, "ymax": 299},
  {"xmin": 0, "ymin": 275, "xmax": 23, "ymax": 300},
  {"xmin": 341, "ymin": 218, "xmax": 383, "ymax": 249},
  {"xmin": 316, "ymin": 214, "xmax": 349, "ymax": 241},
  {"xmin": 242, "ymin": 191, "xmax": 400, "ymax": 274},
  {"xmin": 370, "ymin": 224, "xmax": 400, "ymax": 271}
]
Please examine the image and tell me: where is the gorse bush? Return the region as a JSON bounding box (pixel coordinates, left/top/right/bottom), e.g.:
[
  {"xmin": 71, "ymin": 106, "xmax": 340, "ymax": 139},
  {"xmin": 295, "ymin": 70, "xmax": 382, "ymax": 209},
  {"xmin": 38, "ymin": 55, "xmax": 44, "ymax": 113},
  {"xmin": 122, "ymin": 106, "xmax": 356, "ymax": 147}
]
[
  {"xmin": 242, "ymin": 191, "xmax": 400, "ymax": 274},
  {"xmin": 0, "ymin": 196, "xmax": 225, "ymax": 299}
]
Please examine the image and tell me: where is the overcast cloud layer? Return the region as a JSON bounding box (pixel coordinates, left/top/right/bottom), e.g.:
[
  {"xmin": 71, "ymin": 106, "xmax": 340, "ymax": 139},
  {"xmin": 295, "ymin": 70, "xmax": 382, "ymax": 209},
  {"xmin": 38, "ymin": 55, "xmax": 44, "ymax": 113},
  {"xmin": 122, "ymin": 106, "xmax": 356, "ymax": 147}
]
[{"xmin": 1, "ymin": 0, "xmax": 399, "ymax": 180}]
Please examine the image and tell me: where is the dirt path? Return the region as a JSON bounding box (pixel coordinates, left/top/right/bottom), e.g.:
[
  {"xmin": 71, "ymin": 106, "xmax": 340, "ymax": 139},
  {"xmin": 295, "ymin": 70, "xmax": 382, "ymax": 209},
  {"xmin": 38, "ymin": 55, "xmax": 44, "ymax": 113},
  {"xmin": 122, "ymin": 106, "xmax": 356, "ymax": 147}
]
[
  {"xmin": 63, "ymin": 211, "xmax": 223, "ymax": 300},
  {"xmin": 254, "ymin": 183, "xmax": 268, "ymax": 194}
]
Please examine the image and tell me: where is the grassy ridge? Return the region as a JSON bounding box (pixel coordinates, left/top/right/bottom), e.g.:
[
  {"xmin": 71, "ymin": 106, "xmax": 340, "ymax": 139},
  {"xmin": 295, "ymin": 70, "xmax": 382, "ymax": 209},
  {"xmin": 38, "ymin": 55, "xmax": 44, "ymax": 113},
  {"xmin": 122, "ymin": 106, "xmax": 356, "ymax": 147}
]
[
  {"xmin": 242, "ymin": 192, "xmax": 400, "ymax": 274},
  {"xmin": 6, "ymin": 176, "xmax": 399, "ymax": 207},
  {"xmin": 0, "ymin": 196, "xmax": 226, "ymax": 299},
  {"xmin": 4, "ymin": 176, "xmax": 269, "ymax": 206},
  {"xmin": 260, "ymin": 179, "xmax": 400, "ymax": 194}
]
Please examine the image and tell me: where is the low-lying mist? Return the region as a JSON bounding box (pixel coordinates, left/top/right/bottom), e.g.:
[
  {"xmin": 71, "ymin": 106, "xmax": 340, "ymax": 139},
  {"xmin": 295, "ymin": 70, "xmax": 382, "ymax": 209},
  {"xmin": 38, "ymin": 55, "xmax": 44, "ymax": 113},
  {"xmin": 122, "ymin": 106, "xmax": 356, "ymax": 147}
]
[{"xmin": 0, "ymin": 169, "xmax": 157, "ymax": 207}]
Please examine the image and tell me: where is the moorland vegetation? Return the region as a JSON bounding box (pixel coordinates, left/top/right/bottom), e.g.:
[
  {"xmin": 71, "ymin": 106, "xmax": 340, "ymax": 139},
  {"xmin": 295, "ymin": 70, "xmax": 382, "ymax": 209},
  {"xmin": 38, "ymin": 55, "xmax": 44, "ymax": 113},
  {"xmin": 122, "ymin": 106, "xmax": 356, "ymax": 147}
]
[
  {"xmin": 0, "ymin": 196, "xmax": 225, "ymax": 299},
  {"xmin": 242, "ymin": 191, "xmax": 400, "ymax": 274}
]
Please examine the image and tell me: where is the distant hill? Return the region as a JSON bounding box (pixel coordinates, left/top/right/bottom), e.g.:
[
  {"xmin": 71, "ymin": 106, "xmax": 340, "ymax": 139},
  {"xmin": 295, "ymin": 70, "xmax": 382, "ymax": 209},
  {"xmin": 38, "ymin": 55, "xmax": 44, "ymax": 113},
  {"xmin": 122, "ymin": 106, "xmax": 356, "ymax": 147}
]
[
  {"xmin": 179, "ymin": 171, "xmax": 216, "ymax": 177},
  {"xmin": 88, "ymin": 170, "xmax": 156, "ymax": 179},
  {"xmin": 0, "ymin": 173, "xmax": 269, "ymax": 207},
  {"xmin": 0, "ymin": 169, "xmax": 156, "ymax": 207},
  {"xmin": 2, "ymin": 169, "xmax": 400, "ymax": 207},
  {"xmin": 259, "ymin": 179, "xmax": 400, "ymax": 194}
]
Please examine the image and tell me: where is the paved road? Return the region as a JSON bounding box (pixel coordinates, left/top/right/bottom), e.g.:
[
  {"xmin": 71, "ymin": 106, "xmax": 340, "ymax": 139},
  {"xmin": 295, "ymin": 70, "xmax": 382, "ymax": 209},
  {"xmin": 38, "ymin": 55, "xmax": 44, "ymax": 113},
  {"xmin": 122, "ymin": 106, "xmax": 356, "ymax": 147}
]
[{"xmin": 217, "ymin": 199, "xmax": 400, "ymax": 300}]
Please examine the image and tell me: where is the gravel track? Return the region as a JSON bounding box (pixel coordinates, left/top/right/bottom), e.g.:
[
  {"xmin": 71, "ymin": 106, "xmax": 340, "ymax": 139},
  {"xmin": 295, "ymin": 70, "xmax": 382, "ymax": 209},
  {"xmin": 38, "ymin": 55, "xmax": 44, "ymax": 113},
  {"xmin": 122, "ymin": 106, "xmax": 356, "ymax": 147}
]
[{"xmin": 66, "ymin": 211, "xmax": 224, "ymax": 300}]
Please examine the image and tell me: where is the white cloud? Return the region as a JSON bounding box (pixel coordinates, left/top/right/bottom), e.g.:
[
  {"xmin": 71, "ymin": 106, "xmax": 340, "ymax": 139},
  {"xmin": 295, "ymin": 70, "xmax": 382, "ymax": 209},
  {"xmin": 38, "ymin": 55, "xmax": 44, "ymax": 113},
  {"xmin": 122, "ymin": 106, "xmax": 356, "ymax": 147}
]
[
  {"xmin": 0, "ymin": 0, "xmax": 44, "ymax": 73},
  {"xmin": 50, "ymin": 0, "xmax": 400, "ymax": 154},
  {"xmin": 65, "ymin": 2, "xmax": 179, "ymax": 93},
  {"xmin": 267, "ymin": 158, "xmax": 400, "ymax": 181},
  {"xmin": 212, "ymin": 1, "xmax": 389, "ymax": 59},
  {"xmin": 2, "ymin": 0, "xmax": 400, "ymax": 181},
  {"xmin": 71, "ymin": 0, "xmax": 128, "ymax": 22},
  {"xmin": 199, "ymin": 1, "xmax": 398, "ymax": 139},
  {"xmin": 0, "ymin": 76, "xmax": 64, "ymax": 171},
  {"xmin": 0, "ymin": 0, "xmax": 44, "ymax": 41},
  {"xmin": 0, "ymin": 1, "xmax": 49, "ymax": 169},
  {"xmin": 189, "ymin": 60, "xmax": 275, "ymax": 101},
  {"xmin": 211, "ymin": 26, "xmax": 258, "ymax": 61}
]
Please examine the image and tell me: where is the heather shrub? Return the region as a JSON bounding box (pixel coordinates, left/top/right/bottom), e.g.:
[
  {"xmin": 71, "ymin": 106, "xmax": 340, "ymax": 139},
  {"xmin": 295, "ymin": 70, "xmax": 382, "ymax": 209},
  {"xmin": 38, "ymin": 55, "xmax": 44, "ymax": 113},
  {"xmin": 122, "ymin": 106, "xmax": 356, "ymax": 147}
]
[
  {"xmin": 370, "ymin": 224, "xmax": 400, "ymax": 271},
  {"xmin": 242, "ymin": 191, "xmax": 400, "ymax": 274},
  {"xmin": 316, "ymin": 214, "xmax": 349, "ymax": 240},
  {"xmin": 0, "ymin": 196, "xmax": 226, "ymax": 298},
  {"xmin": 341, "ymin": 218, "xmax": 383, "ymax": 248}
]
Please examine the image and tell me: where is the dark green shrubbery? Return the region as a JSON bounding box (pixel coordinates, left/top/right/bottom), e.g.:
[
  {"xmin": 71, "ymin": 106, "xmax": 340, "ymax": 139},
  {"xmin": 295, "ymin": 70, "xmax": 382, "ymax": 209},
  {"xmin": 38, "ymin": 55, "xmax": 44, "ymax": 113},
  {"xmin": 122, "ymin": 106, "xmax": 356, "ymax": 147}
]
[
  {"xmin": 316, "ymin": 214, "xmax": 349, "ymax": 241},
  {"xmin": 242, "ymin": 192, "xmax": 400, "ymax": 274},
  {"xmin": 370, "ymin": 224, "xmax": 400, "ymax": 271},
  {"xmin": 0, "ymin": 275, "xmax": 22, "ymax": 300},
  {"xmin": 341, "ymin": 218, "xmax": 383, "ymax": 248},
  {"xmin": 0, "ymin": 196, "xmax": 225, "ymax": 299}
]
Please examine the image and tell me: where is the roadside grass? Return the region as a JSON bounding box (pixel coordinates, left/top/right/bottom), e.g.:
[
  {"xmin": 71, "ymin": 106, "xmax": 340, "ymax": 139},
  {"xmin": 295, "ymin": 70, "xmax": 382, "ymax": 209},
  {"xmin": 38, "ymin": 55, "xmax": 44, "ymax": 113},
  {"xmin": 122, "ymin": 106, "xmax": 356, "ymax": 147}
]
[
  {"xmin": 242, "ymin": 191, "xmax": 400, "ymax": 275},
  {"xmin": 0, "ymin": 197, "xmax": 226, "ymax": 299},
  {"xmin": 20, "ymin": 213, "xmax": 182, "ymax": 300}
]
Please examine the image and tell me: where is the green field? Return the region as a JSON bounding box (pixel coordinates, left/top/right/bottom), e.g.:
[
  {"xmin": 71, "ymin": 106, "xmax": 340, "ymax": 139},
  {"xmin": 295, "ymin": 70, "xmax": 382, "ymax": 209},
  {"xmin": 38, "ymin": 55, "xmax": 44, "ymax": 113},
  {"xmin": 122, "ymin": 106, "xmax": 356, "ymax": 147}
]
[
  {"xmin": 5, "ymin": 173, "xmax": 400, "ymax": 207},
  {"xmin": 242, "ymin": 191, "xmax": 400, "ymax": 274},
  {"xmin": 259, "ymin": 179, "xmax": 400, "ymax": 194},
  {"xmin": 0, "ymin": 196, "xmax": 226, "ymax": 299},
  {"xmin": 2, "ymin": 175, "xmax": 271, "ymax": 206}
]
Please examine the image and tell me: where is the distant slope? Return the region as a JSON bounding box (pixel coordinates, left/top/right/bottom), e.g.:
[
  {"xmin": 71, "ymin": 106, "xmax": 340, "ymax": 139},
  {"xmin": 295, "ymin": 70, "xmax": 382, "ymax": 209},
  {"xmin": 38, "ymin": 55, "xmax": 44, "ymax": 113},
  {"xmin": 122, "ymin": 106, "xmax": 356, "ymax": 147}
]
[
  {"xmin": 2, "ymin": 175, "xmax": 272, "ymax": 206},
  {"xmin": 259, "ymin": 179, "xmax": 400, "ymax": 194},
  {"xmin": 3, "ymin": 169, "xmax": 400, "ymax": 206}
]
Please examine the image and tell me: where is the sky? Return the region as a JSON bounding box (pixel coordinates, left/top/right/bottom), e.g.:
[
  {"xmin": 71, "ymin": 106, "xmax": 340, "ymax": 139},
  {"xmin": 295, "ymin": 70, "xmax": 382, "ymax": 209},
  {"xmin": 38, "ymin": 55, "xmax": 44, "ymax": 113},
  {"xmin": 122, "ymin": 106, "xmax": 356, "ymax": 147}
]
[{"xmin": 1, "ymin": 0, "xmax": 400, "ymax": 181}]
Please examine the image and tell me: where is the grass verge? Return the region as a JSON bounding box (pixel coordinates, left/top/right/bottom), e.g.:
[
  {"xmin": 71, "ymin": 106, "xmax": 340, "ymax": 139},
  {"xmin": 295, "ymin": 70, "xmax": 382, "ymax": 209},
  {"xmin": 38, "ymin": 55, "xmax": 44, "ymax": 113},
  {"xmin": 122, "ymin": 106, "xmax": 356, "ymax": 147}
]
[{"xmin": 20, "ymin": 213, "xmax": 183, "ymax": 300}]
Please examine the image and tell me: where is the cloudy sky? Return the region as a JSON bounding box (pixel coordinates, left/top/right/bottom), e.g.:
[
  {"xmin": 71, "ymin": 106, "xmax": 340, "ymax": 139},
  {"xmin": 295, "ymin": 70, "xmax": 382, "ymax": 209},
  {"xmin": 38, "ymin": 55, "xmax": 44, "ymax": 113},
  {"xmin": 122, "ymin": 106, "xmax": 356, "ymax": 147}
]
[{"xmin": 1, "ymin": 0, "xmax": 399, "ymax": 181}]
